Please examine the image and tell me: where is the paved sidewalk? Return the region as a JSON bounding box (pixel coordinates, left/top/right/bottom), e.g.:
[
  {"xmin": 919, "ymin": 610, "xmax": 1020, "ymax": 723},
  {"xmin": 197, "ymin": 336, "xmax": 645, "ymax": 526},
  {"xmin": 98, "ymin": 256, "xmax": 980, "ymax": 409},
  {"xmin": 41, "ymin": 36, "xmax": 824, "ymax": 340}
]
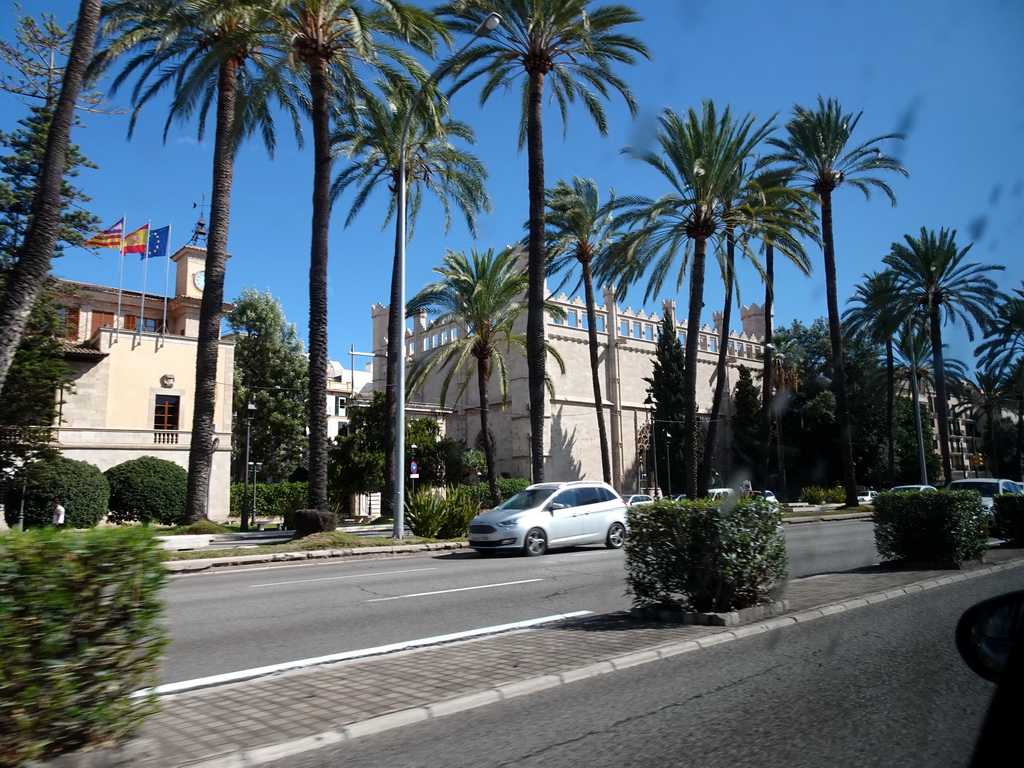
[{"xmin": 42, "ymin": 547, "xmax": 1024, "ymax": 768}]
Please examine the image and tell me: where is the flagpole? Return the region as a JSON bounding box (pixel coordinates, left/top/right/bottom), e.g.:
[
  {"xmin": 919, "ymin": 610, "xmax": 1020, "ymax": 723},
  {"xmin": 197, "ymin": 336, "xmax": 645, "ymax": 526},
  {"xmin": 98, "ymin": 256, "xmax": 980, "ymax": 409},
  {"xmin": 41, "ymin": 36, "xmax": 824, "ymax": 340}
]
[
  {"xmin": 114, "ymin": 213, "xmax": 126, "ymax": 343},
  {"xmin": 138, "ymin": 220, "xmax": 151, "ymax": 337},
  {"xmin": 160, "ymin": 224, "xmax": 172, "ymax": 347}
]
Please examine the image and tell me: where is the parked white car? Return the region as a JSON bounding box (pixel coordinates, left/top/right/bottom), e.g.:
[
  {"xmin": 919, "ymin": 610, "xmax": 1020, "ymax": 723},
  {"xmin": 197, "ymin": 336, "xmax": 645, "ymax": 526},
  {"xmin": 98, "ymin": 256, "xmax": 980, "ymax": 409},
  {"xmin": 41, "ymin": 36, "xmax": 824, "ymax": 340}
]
[
  {"xmin": 857, "ymin": 490, "xmax": 878, "ymax": 504},
  {"xmin": 890, "ymin": 484, "xmax": 938, "ymax": 492},
  {"xmin": 946, "ymin": 478, "xmax": 1024, "ymax": 537},
  {"xmin": 467, "ymin": 481, "xmax": 628, "ymax": 556},
  {"xmin": 623, "ymin": 494, "xmax": 655, "ymax": 506}
]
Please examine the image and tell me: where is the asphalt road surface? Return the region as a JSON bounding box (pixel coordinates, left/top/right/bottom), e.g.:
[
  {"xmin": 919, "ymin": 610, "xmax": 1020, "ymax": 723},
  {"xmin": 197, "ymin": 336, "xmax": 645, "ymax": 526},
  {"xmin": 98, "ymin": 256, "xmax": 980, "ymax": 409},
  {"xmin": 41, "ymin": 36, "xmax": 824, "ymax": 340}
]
[
  {"xmin": 260, "ymin": 563, "xmax": 1022, "ymax": 768},
  {"xmin": 161, "ymin": 520, "xmax": 877, "ymax": 683}
]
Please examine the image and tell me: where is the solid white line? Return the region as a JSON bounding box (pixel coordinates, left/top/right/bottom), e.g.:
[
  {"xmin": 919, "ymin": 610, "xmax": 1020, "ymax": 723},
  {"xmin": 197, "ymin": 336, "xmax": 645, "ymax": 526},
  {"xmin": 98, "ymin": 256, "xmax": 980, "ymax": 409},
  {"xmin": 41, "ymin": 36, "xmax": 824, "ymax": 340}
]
[
  {"xmin": 250, "ymin": 567, "xmax": 437, "ymax": 588},
  {"xmin": 141, "ymin": 610, "xmax": 592, "ymax": 697},
  {"xmin": 363, "ymin": 578, "xmax": 543, "ymax": 603}
]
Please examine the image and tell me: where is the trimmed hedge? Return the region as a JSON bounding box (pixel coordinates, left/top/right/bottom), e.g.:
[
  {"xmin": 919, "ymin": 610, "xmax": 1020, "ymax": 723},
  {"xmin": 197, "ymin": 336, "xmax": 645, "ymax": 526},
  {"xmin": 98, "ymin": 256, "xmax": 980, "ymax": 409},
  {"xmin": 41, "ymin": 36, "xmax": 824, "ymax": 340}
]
[
  {"xmin": 105, "ymin": 456, "xmax": 188, "ymax": 526},
  {"xmin": 230, "ymin": 481, "xmax": 308, "ymax": 528},
  {"xmin": 3, "ymin": 456, "xmax": 109, "ymax": 529},
  {"xmin": 405, "ymin": 486, "xmax": 478, "ymax": 539},
  {"xmin": 624, "ymin": 497, "xmax": 787, "ymax": 613},
  {"xmin": 457, "ymin": 477, "xmax": 530, "ymax": 508},
  {"xmin": 0, "ymin": 528, "xmax": 167, "ymax": 766},
  {"xmin": 993, "ymin": 494, "xmax": 1024, "ymax": 543},
  {"xmin": 873, "ymin": 489, "xmax": 988, "ymax": 563}
]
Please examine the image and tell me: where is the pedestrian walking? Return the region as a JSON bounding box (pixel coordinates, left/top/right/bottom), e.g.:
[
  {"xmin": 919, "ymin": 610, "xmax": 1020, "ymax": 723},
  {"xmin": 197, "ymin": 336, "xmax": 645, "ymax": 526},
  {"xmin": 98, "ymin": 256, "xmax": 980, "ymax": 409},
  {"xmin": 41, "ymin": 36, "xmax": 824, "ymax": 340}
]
[{"xmin": 52, "ymin": 500, "xmax": 65, "ymax": 527}]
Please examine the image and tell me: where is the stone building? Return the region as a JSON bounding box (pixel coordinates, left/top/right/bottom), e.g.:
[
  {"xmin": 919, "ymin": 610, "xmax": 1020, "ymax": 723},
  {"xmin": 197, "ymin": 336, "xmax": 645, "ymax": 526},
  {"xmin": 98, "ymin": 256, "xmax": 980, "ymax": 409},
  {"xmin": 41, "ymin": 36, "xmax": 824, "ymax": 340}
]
[{"xmin": 372, "ymin": 287, "xmax": 768, "ymax": 494}]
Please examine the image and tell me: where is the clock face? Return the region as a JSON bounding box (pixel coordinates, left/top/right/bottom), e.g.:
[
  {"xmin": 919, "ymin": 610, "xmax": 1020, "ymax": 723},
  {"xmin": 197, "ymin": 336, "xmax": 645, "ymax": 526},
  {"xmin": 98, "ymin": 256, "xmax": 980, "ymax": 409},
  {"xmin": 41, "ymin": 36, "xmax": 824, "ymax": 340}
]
[{"xmin": 193, "ymin": 270, "xmax": 205, "ymax": 292}]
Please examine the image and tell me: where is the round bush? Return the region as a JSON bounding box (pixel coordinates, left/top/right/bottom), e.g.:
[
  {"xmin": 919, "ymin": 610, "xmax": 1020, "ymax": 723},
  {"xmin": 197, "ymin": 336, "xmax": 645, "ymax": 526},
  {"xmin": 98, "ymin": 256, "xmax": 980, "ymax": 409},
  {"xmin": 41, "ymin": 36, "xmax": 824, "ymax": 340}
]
[
  {"xmin": 105, "ymin": 456, "xmax": 188, "ymax": 526},
  {"xmin": 4, "ymin": 456, "xmax": 109, "ymax": 529}
]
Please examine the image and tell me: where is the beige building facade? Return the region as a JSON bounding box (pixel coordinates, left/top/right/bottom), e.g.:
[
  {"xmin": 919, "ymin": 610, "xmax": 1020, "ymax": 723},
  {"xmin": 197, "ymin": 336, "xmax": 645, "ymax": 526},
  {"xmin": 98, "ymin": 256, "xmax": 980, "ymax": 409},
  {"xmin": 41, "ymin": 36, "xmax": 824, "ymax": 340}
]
[
  {"xmin": 373, "ymin": 287, "xmax": 768, "ymax": 495},
  {"xmin": 53, "ymin": 246, "xmax": 235, "ymax": 519}
]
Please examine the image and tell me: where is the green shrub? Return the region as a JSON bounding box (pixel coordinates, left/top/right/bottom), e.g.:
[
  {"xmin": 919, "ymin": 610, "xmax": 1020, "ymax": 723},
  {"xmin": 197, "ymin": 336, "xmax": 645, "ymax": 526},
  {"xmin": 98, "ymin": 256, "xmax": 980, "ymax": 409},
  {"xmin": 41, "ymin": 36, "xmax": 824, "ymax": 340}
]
[
  {"xmin": 405, "ymin": 486, "xmax": 479, "ymax": 539},
  {"xmin": 293, "ymin": 508, "xmax": 336, "ymax": 537},
  {"xmin": 498, "ymin": 477, "xmax": 530, "ymax": 499},
  {"xmin": 105, "ymin": 456, "xmax": 188, "ymax": 526},
  {"xmin": 456, "ymin": 477, "xmax": 530, "ymax": 508},
  {"xmin": 170, "ymin": 520, "xmax": 232, "ymax": 535},
  {"xmin": 0, "ymin": 528, "xmax": 167, "ymax": 766},
  {"xmin": 873, "ymin": 489, "xmax": 987, "ymax": 563},
  {"xmin": 3, "ymin": 456, "xmax": 109, "ymax": 529},
  {"xmin": 624, "ymin": 497, "xmax": 787, "ymax": 613},
  {"xmin": 230, "ymin": 481, "xmax": 307, "ymax": 527},
  {"xmin": 800, "ymin": 485, "xmax": 845, "ymax": 505},
  {"xmin": 992, "ymin": 494, "xmax": 1024, "ymax": 543}
]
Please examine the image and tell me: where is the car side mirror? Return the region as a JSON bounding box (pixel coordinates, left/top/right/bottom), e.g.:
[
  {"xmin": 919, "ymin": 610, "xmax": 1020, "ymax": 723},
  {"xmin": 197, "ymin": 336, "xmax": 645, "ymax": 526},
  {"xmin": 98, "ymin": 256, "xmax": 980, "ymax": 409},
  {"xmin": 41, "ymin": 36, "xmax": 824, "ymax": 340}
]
[
  {"xmin": 548, "ymin": 502, "xmax": 567, "ymax": 512},
  {"xmin": 956, "ymin": 589, "xmax": 1024, "ymax": 682}
]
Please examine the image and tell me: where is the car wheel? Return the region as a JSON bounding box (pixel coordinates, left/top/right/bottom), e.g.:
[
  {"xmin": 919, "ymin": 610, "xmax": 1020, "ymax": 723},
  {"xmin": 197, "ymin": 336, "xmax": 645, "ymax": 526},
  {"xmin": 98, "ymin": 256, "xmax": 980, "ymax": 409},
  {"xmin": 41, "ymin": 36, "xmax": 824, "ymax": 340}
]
[
  {"xmin": 523, "ymin": 528, "xmax": 548, "ymax": 556},
  {"xmin": 605, "ymin": 522, "xmax": 626, "ymax": 549}
]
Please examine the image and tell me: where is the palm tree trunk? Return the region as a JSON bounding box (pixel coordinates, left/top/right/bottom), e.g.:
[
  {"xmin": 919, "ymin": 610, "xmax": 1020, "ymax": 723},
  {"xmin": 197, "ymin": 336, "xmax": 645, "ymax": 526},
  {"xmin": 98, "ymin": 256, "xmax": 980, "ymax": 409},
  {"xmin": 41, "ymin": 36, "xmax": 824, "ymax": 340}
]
[
  {"xmin": 819, "ymin": 190, "xmax": 859, "ymax": 505},
  {"xmin": 581, "ymin": 259, "xmax": 611, "ymax": 483},
  {"xmin": 886, "ymin": 338, "xmax": 895, "ymax": 487},
  {"xmin": 525, "ymin": 69, "xmax": 547, "ymax": 483},
  {"xmin": 382, "ymin": 204, "xmax": 402, "ymax": 519},
  {"xmin": 758, "ymin": 244, "xmax": 774, "ymax": 491},
  {"xmin": 184, "ymin": 57, "xmax": 237, "ymax": 523},
  {"xmin": 928, "ymin": 308, "xmax": 953, "ymax": 484},
  {"xmin": 477, "ymin": 353, "xmax": 500, "ymax": 505},
  {"xmin": 305, "ymin": 58, "xmax": 331, "ymax": 513},
  {"xmin": 683, "ymin": 237, "xmax": 707, "ymax": 499},
  {"xmin": 702, "ymin": 235, "xmax": 734, "ymax": 492},
  {"xmin": 0, "ymin": 0, "xmax": 99, "ymax": 391}
]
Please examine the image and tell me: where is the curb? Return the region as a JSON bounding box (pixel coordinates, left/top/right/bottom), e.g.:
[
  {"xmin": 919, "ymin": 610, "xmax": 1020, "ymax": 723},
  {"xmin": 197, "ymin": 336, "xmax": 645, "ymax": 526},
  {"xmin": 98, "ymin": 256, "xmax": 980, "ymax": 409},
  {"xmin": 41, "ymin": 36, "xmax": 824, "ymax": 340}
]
[{"xmin": 90, "ymin": 556, "xmax": 1024, "ymax": 768}]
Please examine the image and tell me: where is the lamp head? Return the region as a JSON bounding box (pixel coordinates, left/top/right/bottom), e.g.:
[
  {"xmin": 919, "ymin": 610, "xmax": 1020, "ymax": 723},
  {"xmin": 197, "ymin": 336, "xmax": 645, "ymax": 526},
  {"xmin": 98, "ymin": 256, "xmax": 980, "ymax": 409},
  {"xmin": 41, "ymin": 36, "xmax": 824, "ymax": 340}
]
[{"xmin": 474, "ymin": 12, "xmax": 501, "ymax": 37}]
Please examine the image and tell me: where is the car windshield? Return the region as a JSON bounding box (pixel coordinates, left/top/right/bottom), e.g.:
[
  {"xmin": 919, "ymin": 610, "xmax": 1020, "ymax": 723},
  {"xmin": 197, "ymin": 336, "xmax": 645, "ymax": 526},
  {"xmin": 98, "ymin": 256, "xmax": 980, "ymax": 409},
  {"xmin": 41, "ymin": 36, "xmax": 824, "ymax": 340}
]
[
  {"xmin": 494, "ymin": 488, "xmax": 556, "ymax": 511},
  {"xmin": 952, "ymin": 481, "xmax": 999, "ymax": 496}
]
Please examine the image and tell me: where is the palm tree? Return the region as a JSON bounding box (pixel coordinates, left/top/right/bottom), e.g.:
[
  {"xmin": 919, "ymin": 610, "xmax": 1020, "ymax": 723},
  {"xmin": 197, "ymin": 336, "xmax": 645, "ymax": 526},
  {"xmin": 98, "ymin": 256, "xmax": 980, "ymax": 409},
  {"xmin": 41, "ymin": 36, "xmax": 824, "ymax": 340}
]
[
  {"xmin": 332, "ymin": 80, "xmax": 491, "ymax": 518},
  {"xmin": 606, "ymin": 102, "xmax": 808, "ymax": 499},
  {"xmin": 437, "ymin": 0, "xmax": 649, "ymax": 482},
  {"xmin": 274, "ymin": 0, "xmax": 445, "ymax": 513},
  {"xmin": 0, "ymin": 0, "xmax": 99, "ymax": 392},
  {"xmin": 542, "ymin": 177, "xmax": 619, "ymax": 484},
  {"xmin": 407, "ymin": 247, "xmax": 565, "ymax": 504},
  {"xmin": 767, "ymin": 96, "xmax": 908, "ymax": 506},
  {"xmin": 884, "ymin": 227, "xmax": 1004, "ymax": 484},
  {"xmin": 952, "ymin": 367, "xmax": 1010, "ymax": 477},
  {"xmin": 976, "ymin": 285, "xmax": 1024, "ymax": 478},
  {"xmin": 766, "ymin": 335, "xmax": 802, "ymax": 499},
  {"xmin": 98, "ymin": 0, "xmax": 302, "ymax": 523},
  {"xmin": 844, "ymin": 270, "xmax": 904, "ymax": 487}
]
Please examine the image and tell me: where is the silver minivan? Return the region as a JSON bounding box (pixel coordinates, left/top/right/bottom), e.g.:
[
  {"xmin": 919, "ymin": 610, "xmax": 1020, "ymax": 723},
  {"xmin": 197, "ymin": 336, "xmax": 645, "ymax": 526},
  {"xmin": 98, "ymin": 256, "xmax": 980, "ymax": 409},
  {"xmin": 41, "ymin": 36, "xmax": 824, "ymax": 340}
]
[{"xmin": 467, "ymin": 481, "xmax": 628, "ymax": 556}]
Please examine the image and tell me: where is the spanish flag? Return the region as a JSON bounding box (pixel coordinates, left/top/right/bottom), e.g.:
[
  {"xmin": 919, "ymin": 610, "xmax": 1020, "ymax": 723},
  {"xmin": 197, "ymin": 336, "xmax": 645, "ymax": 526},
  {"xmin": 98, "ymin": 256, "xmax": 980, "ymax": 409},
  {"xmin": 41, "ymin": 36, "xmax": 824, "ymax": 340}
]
[
  {"xmin": 84, "ymin": 218, "xmax": 124, "ymax": 249},
  {"xmin": 123, "ymin": 224, "xmax": 149, "ymax": 254}
]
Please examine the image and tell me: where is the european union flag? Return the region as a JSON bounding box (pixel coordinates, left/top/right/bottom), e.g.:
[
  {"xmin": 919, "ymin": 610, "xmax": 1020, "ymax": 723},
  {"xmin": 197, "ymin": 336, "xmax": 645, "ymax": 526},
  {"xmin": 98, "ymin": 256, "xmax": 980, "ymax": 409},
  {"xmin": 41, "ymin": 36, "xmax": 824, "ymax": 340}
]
[{"xmin": 146, "ymin": 225, "xmax": 169, "ymax": 260}]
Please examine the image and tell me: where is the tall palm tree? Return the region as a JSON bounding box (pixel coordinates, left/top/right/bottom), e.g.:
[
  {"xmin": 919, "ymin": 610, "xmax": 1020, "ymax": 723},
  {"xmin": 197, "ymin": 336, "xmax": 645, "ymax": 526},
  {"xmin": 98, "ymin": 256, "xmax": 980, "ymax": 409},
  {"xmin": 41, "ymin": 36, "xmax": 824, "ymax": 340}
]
[
  {"xmin": 332, "ymin": 80, "xmax": 491, "ymax": 518},
  {"xmin": 98, "ymin": 0, "xmax": 301, "ymax": 522},
  {"xmin": 606, "ymin": 102, "xmax": 809, "ymax": 499},
  {"xmin": 542, "ymin": 177, "xmax": 619, "ymax": 484},
  {"xmin": 884, "ymin": 227, "xmax": 1004, "ymax": 484},
  {"xmin": 767, "ymin": 96, "xmax": 907, "ymax": 506},
  {"xmin": 273, "ymin": 0, "xmax": 445, "ymax": 513},
  {"xmin": 844, "ymin": 270, "xmax": 904, "ymax": 487},
  {"xmin": 437, "ymin": 0, "xmax": 649, "ymax": 482},
  {"xmin": 407, "ymin": 247, "xmax": 565, "ymax": 504},
  {"xmin": 767, "ymin": 334, "xmax": 802, "ymax": 499},
  {"xmin": 952, "ymin": 367, "xmax": 1010, "ymax": 477},
  {"xmin": 976, "ymin": 285, "xmax": 1024, "ymax": 478},
  {"xmin": 0, "ymin": 0, "xmax": 99, "ymax": 392}
]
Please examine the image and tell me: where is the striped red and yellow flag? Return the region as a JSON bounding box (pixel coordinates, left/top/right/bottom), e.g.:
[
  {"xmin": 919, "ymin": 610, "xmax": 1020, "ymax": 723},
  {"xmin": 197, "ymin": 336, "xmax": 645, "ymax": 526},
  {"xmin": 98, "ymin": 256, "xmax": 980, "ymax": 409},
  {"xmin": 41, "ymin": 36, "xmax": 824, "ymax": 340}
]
[{"xmin": 84, "ymin": 218, "xmax": 125, "ymax": 249}]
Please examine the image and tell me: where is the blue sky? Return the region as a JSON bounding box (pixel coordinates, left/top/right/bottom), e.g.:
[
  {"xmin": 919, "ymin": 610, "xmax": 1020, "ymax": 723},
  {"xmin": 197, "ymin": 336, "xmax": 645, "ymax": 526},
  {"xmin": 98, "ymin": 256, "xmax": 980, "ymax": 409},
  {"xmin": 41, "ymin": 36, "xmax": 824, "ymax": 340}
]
[{"xmin": 4, "ymin": 0, "xmax": 1023, "ymax": 371}]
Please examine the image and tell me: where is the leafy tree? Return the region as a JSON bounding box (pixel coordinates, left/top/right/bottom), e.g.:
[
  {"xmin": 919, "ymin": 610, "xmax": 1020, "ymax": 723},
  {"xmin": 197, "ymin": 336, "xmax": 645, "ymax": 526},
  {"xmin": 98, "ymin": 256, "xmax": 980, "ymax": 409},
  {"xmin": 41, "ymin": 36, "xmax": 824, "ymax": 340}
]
[
  {"xmin": 439, "ymin": 0, "xmax": 649, "ymax": 482},
  {"xmin": 767, "ymin": 96, "xmax": 907, "ymax": 505},
  {"xmin": 4, "ymin": 455, "xmax": 108, "ymax": 529},
  {"xmin": 228, "ymin": 288, "xmax": 309, "ymax": 484},
  {"xmin": 332, "ymin": 79, "xmax": 490, "ymax": 517},
  {"xmin": 105, "ymin": 455, "xmax": 188, "ymax": 525},
  {"xmin": 884, "ymin": 227, "xmax": 1004, "ymax": 485},
  {"xmin": 731, "ymin": 365, "xmax": 761, "ymax": 477},
  {"xmin": 644, "ymin": 309, "xmax": 689, "ymax": 497},
  {"xmin": 609, "ymin": 102, "xmax": 801, "ymax": 498},
  {"xmin": 274, "ymin": 0, "xmax": 445, "ymax": 515},
  {"xmin": 99, "ymin": 0, "xmax": 303, "ymax": 522},
  {"xmin": 542, "ymin": 177, "xmax": 619, "ymax": 483},
  {"xmin": 407, "ymin": 246, "xmax": 565, "ymax": 504},
  {"xmin": 892, "ymin": 397, "xmax": 941, "ymax": 486},
  {"xmin": 0, "ymin": 0, "xmax": 100, "ymax": 392},
  {"xmin": 976, "ymin": 285, "xmax": 1024, "ymax": 478}
]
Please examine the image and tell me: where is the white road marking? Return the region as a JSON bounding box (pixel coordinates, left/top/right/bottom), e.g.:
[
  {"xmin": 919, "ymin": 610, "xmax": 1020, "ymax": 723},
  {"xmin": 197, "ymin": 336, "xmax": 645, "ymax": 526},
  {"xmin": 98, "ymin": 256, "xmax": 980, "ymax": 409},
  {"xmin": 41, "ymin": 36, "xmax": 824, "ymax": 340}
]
[
  {"xmin": 142, "ymin": 610, "xmax": 592, "ymax": 697},
  {"xmin": 364, "ymin": 578, "xmax": 543, "ymax": 603},
  {"xmin": 250, "ymin": 567, "xmax": 437, "ymax": 588}
]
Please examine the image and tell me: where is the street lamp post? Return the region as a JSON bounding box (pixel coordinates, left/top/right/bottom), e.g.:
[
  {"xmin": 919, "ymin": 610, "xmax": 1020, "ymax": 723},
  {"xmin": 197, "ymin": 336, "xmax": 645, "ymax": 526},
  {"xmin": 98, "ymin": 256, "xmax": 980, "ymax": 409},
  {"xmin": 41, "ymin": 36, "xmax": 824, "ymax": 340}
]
[
  {"xmin": 665, "ymin": 431, "xmax": 672, "ymax": 498},
  {"xmin": 393, "ymin": 12, "xmax": 502, "ymax": 540},
  {"xmin": 241, "ymin": 402, "xmax": 256, "ymax": 532},
  {"xmin": 249, "ymin": 461, "xmax": 263, "ymax": 527}
]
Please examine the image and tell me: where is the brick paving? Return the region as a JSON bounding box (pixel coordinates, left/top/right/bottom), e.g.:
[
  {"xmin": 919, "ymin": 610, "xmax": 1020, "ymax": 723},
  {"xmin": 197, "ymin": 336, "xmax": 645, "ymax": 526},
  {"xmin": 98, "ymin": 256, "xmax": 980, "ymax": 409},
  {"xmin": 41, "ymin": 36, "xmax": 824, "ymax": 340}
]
[{"xmin": 44, "ymin": 547, "xmax": 1024, "ymax": 768}]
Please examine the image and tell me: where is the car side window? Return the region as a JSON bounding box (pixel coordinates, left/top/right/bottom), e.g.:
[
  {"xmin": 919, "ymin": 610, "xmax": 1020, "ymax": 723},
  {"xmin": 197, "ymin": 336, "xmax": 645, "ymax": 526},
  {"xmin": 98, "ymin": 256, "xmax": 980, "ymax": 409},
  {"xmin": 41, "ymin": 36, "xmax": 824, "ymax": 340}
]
[
  {"xmin": 551, "ymin": 490, "xmax": 576, "ymax": 508},
  {"xmin": 595, "ymin": 487, "xmax": 616, "ymax": 503}
]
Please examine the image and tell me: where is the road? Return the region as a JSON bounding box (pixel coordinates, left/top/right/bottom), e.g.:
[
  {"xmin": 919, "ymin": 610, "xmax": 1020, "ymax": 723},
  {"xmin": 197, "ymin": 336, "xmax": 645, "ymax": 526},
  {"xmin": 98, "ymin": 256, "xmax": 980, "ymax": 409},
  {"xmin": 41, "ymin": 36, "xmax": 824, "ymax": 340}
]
[
  {"xmin": 262, "ymin": 562, "xmax": 1021, "ymax": 768},
  {"xmin": 161, "ymin": 520, "xmax": 877, "ymax": 683}
]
